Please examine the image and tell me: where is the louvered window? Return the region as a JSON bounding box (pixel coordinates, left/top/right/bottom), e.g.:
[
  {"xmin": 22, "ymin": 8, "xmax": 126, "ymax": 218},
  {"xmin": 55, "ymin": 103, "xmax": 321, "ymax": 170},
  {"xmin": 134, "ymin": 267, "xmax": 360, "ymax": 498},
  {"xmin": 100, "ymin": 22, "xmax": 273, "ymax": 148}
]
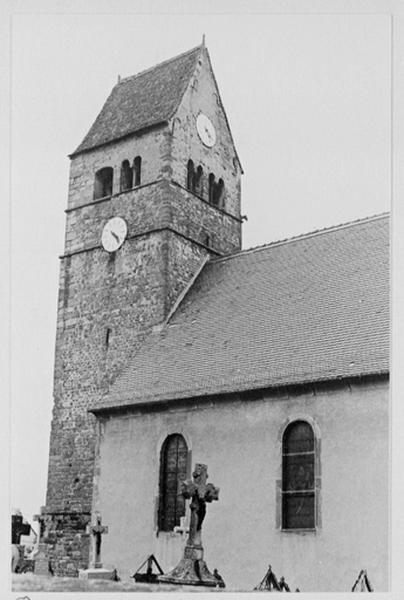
[
  {"xmin": 282, "ymin": 420, "xmax": 315, "ymax": 529},
  {"xmin": 158, "ymin": 434, "xmax": 188, "ymax": 532}
]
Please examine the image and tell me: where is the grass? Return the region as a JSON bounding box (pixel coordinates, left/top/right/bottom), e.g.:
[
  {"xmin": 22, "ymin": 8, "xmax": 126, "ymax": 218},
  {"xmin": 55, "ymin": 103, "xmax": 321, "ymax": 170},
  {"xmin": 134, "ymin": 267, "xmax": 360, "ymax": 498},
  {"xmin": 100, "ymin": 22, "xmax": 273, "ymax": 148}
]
[{"xmin": 12, "ymin": 573, "xmax": 222, "ymax": 593}]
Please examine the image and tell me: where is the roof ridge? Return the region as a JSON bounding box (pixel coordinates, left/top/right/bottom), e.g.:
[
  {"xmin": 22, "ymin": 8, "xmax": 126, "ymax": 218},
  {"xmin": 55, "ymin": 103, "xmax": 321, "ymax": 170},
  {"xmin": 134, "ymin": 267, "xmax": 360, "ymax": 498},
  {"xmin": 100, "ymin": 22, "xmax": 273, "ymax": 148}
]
[
  {"xmin": 213, "ymin": 211, "xmax": 390, "ymax": 264},
  {"xmin": 118, "ymin": 44, "xmax": 202, "ymax": 86},
  {"xmin": 160, "ymin": 255, "xmax": 210, "ymax": 328}
]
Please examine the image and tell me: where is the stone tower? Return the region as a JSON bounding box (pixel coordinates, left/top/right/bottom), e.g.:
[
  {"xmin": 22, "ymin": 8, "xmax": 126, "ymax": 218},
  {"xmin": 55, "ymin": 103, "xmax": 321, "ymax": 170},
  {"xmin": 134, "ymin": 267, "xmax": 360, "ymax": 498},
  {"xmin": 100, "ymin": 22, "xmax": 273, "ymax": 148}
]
[{"xmin": 43, "ymin": 43, "xmax": 242, "ymax": 575}]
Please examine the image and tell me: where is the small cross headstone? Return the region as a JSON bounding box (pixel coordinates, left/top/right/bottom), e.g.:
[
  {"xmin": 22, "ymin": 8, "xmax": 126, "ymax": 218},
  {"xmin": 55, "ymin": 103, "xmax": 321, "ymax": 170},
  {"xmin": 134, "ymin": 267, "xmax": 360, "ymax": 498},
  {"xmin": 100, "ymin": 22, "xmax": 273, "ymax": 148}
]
[
  {"xmin": 89, "ymin": 515, "xmax": 108, "ymax": 569},
  {"xmin": 12, "ymin": 514, "xmax": 31, "ymax": 544},
  {"xmin": 79, "ymin": 513, "xmax": 116, "ymax": 580},
  {"xmin": 158, "ymin": 463, "xmax": 223, "ymax": 587}
]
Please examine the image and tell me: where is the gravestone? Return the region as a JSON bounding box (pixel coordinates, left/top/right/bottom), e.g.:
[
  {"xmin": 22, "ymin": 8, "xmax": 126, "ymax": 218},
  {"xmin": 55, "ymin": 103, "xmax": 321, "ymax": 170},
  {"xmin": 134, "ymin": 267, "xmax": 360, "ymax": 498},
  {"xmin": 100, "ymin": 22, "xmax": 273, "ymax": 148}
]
[
  {"xmin": 12, "ymin": 514, "xmax": 31, "ymax": 544},
  {"xmin": 158, "ymin": 463, "xmax": 223, "ymax": 587},
  {"xmin": 351, "ymin": 569, "xmax": 373, "ymax": 592},
  {"xmin": 78, "ymin": 514, "xmax": 116, "ymax": 580},
  {"xmin": 11, "ymin": 512, "xmax": 31, "ymax": 573},
  {"xmin": 33, "ymin": 506, "xmax": 52, "ymax": 575},
  {"xmin": 133, "ymin": 554, "xmax": 164, "ymax": 583},
  {"xmin": 254, "ymin": 564, "xmax": 296, "ymax": 592},
  {"xmin": 33, "ymin": 543, "xmax": 52, "ymax": 576}
]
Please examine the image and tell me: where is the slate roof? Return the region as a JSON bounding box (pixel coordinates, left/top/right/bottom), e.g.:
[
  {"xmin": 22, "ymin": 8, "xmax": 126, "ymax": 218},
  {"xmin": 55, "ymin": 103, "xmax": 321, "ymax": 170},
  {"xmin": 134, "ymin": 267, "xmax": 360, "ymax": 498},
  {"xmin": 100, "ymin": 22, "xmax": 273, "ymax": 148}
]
[
  {"xmin": 91, "ymin": 214, "xmax": 389, "ymax": 412},
  {"xmin": 72, "ymin": 45, "xmax": 202, "ymax": 156}
]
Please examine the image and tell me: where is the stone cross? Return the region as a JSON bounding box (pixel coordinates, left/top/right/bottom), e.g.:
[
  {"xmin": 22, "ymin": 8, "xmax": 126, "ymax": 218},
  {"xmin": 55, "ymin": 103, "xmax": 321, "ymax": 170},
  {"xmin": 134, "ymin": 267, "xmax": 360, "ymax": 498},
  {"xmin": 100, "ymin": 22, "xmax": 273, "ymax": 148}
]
[
  {"xmin": 11, "ymin": 514, "xmax": 31, "ymax": 544},
  {"xmin": 158, "ymin": 463, "xmax": 221, "ymax": 587},
  {"xmin": 181, "ymin": 463, "xmax": 219, "ymax": 548},
  {"xmin": 90, "ymin": 515, "xmax": 108, "ymax": 568}
]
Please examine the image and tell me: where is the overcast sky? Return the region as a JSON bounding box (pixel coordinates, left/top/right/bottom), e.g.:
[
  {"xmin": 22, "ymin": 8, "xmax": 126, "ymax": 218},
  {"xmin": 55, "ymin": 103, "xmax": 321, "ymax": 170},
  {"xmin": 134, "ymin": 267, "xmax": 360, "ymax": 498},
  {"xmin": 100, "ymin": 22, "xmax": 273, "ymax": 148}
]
[{"xmin": 9, "ymin": 9, "xmax": 391, "ymax": 527}]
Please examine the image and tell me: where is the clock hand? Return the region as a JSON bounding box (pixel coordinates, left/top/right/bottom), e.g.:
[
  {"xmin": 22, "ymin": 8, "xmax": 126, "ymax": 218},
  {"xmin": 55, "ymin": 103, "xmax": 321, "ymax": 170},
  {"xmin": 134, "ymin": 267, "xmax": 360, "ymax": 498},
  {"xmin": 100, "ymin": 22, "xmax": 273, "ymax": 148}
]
[{"xmin": 111, "ymin": 231, "xmax": 120, "ymax": 243}]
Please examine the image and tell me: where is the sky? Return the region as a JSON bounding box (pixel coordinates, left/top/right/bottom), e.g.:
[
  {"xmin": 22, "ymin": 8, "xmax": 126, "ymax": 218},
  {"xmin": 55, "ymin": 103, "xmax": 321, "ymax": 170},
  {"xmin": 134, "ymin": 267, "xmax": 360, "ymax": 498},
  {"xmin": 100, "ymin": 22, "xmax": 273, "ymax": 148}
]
[{"xmin": 9, "ymin": 9, "xmax": 391, "ymax": 532}]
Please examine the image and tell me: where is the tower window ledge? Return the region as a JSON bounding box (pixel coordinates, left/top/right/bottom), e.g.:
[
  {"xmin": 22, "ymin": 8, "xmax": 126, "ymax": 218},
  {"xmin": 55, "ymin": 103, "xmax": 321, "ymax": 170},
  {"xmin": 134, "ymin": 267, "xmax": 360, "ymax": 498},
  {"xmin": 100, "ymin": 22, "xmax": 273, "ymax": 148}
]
[
  {"xmin": 65, "ymin": 180, "xmax": 165, "ymax": 213},
  {"xmin": 171, "ymin": 180, "xmax": 242, "ymax": 224}
]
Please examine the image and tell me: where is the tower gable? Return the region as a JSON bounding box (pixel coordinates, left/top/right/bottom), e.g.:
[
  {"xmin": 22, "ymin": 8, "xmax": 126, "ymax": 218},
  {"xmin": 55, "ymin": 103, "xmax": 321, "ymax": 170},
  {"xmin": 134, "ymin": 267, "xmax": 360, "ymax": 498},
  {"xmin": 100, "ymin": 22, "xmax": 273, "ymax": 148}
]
[{"xmin": 170, "ymin": 46, "xmax": 242, "ymax": 219}]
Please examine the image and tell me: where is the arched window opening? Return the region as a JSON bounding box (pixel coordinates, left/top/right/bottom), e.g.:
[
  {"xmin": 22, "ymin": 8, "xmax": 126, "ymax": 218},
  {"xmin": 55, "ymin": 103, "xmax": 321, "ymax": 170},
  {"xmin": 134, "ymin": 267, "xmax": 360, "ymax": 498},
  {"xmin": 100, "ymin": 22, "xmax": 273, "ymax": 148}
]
[
  {"xmin": 194, "ymin": 165, "xmax": 203, "ymax": 195},
  {"xmin": 187, "ymin": 160, "xmax": 195, "ymax": 191},
  {"xmin": 134, "ymin": 156, "xmax": 142, "ymax": 186},
  {"xmin": 212, "ymin": 178, "xmax": 224, "ymax": 207},
  {"xmin": 208, "ymin": 173, "xmax": 215, "ymax": 204},
  {"xmin": 94, "ymin": 167, "xmax": 113, "ymax": 200},
  {"xmin": 120, "ymin": 160, "xmax": 133, "ymax": 192},
  {"xmin": 158, "ymin": 434, "xmax": 188, "ymax": 532},
  {"xmin": 282, "ymin": 420, "xmax": 315, "ymax": 530}
]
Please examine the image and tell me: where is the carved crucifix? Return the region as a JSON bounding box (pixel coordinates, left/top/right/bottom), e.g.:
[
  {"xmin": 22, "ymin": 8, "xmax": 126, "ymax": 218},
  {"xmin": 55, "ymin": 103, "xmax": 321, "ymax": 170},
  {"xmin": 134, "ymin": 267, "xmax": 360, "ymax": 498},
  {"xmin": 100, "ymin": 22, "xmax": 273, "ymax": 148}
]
[
  {"xmin": 158, "ymin": 463, "xmax": 222, "ymax": 587},
  {"xmin": 90, "ymin": 515, "xmax": 108, "ymax": 568},
  {"xmin": 181, "ymin": 463, "xmax": 219, "ymax": 548}
]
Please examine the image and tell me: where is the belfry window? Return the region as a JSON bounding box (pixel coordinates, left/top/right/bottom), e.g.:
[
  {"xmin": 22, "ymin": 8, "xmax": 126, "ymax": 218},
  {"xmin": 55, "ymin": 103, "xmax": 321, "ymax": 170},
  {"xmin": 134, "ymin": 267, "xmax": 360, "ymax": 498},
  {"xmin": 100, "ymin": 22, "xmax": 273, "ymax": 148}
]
[
  {"xmin": 94, "ymin": 167, "xmax": 113, "ymax": 200},
  {"xmin": 120, "ymin": 160, "xmax": 133, "ymax": 192},
  {"xmin": 158, "ymin": 434, "xmax": 188, "ymax": 532},
  {"xmin": 282, "ymin": 420, "xmax": 315, "ymax": 530},
  {"xmin": 194, "ymin": 165, "xmax": 203, "ymax": 195},
  {"xmin": 208, "ymin": 173, "xmax": 215, "ymax": 204},
  {"xmin": 187, "ymin": 159, "xmax": 195, "ymax": 191},
  {"xmin": 134, "ymin": 156, "xmax": 142, "ymax": 186},
  {"xmin": 213, "ymin": 178, "xmax": 224, "ymax": 207}
]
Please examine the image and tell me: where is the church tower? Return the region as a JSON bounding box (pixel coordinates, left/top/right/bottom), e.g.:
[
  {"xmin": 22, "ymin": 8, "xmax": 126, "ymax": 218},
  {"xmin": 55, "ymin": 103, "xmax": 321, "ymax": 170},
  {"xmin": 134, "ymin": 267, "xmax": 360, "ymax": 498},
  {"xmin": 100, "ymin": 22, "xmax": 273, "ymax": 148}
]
[{"xmin": 43, "ymin": 43, "xmax": 242, "ymax": 575}]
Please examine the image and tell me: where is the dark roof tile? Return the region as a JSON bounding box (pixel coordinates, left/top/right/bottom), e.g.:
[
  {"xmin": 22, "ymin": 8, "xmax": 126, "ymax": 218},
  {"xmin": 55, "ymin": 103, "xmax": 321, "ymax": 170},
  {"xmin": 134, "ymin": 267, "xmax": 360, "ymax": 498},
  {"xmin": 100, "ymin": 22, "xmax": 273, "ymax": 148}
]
[{"xmin": 72, "ymin": 45, "xmax": 202, "ymax": 156}]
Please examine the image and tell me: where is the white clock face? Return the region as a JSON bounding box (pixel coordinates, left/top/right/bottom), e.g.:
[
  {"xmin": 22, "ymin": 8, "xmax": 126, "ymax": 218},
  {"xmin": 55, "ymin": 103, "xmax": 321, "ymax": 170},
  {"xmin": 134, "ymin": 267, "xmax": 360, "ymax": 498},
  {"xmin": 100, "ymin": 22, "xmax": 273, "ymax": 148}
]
[
  {"xmin": 101, "ymin": 217, "xmax": 127, "ymax": 252},
  {"xmin": 196, "ymin": 113, "xmax": 216, "ymax": 147}
]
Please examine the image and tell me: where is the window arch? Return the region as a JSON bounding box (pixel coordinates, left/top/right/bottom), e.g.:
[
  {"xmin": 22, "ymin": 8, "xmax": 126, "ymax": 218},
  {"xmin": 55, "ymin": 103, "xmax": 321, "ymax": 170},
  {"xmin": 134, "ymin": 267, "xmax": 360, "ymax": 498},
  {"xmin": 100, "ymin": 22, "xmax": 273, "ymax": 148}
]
[
  {"xmin": 282, "ymin": 420, "xmax": 315, "ymax": 530},
  {"xmin": 194, "ymin": 165, "xmax": 203, "ymax": 195},
  {"xmin": 120, "ymin": 160, "xmax": 133, "ymax": 192},
  {"xmin": 213, "ymin": 177, "xmax": 224, "ymax": 207},
  {"xmin": 94, "ymin": 167, "xmax": 113, "ymax": 200},
  {"xmin": 187, "ymin": 159, "xmax": 195, "ymax": 191},
  {"xmin": 208, "ymin": 173, "xmax": 215, "ymax": 204},
  {"xmin": 134, "ymin": 156, "xmax": 142, "ymax": 186},
  {"xmin": 158, "ymin": 434, "xmax": 188, "ymax": 532}
]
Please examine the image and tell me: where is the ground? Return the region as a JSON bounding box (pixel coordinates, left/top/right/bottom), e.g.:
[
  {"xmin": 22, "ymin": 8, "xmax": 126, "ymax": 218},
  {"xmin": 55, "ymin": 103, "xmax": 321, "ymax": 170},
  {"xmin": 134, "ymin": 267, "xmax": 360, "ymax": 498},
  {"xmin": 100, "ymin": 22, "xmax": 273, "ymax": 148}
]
[{"xmin": 12, "ymin": 573, "xmax": 224, "ymax": 592}]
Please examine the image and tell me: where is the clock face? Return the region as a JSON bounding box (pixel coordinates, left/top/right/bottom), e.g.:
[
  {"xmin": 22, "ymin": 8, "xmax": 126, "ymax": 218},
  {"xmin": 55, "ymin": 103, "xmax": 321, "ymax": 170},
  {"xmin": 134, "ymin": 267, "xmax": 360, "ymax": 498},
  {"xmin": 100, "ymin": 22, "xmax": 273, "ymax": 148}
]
[
  {"xmin": 101, "ymin": 217, "xmax": 127, "ymax": 252},
  {"xmin": 196, "ymin": 113, "xmax": 216, "ymax": 147}
]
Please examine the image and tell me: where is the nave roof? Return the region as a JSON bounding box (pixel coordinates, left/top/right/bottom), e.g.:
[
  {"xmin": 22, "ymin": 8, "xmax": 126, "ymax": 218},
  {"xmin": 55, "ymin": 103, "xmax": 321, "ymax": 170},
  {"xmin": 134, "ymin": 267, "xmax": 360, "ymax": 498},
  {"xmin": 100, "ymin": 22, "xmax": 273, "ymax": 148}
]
[{"xmin": 92, "ymin": 213, "xmax": 389, "ymax": 412}]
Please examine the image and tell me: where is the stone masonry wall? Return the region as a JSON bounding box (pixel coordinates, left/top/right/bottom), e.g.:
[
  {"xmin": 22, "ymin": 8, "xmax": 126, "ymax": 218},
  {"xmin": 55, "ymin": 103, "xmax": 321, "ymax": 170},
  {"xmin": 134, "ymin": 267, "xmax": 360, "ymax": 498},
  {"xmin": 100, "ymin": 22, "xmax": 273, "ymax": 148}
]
[
  {"xmin": 67, "ymin": 125, "xmax": 171, "ymax": 210},
  {"xmin": 64, "ymin": 180, "xmax": 240, "ymax": 258},
  {"xmin": 170, "ymin": 47, "xmax": 242, "ymax": 218}
]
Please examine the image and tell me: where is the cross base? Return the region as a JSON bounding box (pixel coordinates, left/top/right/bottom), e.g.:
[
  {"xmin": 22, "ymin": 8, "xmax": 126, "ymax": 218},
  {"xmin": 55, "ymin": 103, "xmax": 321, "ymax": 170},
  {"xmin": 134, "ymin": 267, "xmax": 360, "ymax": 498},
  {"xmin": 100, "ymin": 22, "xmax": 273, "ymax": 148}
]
[
  {"xmin": 78, "ymin": 567, "xmax": 116, "ymax": 581},
  {"xmin": 158, "ymin": 545, "xmax": 218, "ymax": 587}
]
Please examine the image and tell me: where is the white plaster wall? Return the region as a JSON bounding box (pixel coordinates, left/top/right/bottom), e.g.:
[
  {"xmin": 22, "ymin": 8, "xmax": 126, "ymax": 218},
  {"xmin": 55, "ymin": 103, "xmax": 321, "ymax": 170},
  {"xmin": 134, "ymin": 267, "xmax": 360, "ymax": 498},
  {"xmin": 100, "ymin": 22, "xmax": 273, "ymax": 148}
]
[{"xmin": 96, "ymin": 378, "xmax": 389, "ymax": 592}]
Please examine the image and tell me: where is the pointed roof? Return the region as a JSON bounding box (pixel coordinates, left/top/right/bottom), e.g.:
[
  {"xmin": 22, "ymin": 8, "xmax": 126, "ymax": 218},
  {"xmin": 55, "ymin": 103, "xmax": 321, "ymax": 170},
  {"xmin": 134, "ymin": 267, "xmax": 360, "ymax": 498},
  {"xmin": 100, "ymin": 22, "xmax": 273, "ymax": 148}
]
[
  {"xmin": 91, "ymin": 213, "xmax": 389, "ymax": 413},
  {"xmin": 71, "ymin": 45, "xmax": 202, "ymax": 157}
]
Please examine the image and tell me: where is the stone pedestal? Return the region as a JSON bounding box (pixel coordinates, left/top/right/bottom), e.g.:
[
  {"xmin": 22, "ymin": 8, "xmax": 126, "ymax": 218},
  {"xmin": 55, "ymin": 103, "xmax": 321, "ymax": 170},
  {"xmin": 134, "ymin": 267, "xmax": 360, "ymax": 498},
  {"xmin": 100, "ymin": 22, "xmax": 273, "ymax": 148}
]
[
  {"xmin": 78, "ymin": 567, "xmax": 116, "ymax": 580},
  {"xmin": 34, "ymin": 543, "xmax": 51, "ymax": 576},
  {"xmin": 158, "ymin": 544, "xmax": 217, "ymax": 587}
]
